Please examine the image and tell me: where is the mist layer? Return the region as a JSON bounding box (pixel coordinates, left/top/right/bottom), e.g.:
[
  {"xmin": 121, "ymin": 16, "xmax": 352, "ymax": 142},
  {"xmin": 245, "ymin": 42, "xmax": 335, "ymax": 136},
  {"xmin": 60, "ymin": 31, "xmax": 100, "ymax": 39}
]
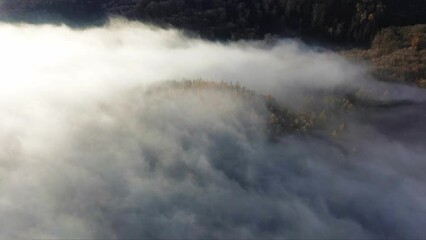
[{"xmin": 0, "ymin": 19, "xmax": 425, "ymax": 239}]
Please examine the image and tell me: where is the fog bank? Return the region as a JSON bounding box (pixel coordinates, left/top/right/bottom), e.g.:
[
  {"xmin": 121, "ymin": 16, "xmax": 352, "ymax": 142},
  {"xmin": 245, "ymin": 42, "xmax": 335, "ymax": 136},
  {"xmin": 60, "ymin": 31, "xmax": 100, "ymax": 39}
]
[{"xmin": 0, "ymin": 19, "xmax": 425, "ymax": 239}]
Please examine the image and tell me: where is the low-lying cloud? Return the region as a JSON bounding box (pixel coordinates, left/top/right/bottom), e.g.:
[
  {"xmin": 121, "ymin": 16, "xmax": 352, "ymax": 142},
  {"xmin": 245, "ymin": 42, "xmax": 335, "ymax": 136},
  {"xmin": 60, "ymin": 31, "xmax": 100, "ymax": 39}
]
[{"xmin": 0, "ymin": 19, "xmax": 425, "ymax": 239}]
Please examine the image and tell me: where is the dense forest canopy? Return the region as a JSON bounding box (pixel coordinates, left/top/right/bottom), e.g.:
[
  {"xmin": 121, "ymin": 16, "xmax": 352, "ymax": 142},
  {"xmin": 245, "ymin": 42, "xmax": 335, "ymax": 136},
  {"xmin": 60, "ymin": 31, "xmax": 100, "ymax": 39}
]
[{"xmin": 1, "ymin": 0, "xmax": 425, "ymax": 46}]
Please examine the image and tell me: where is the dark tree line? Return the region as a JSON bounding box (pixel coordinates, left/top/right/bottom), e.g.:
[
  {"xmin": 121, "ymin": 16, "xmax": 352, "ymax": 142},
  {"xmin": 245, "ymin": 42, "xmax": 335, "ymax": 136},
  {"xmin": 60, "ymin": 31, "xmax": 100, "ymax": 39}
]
[{"xmin": 1, "ymin": 0, "xmax": 425, "ymax": 46}]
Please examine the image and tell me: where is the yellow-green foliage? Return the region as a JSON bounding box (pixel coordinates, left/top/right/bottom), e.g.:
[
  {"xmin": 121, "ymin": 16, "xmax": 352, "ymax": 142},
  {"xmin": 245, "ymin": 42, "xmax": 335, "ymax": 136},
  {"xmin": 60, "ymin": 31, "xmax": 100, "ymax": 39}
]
[
  {"xmin": 342, "ymin": 25, "xmax": 426, "ymax": 88},
  {"xmin": 150, "ymin": 79, "xmax": 360, "ymax": 136},
  {"xmin": 150, "ymin": 80, "xmax": 357, "ymax": 138},
  {"xmin": 149, "ymin": 79, "xmax": 256, "ymax": 97},
  {"xmin": 372, "ymin": 25, "xmax": 426, "ymax": 52}
]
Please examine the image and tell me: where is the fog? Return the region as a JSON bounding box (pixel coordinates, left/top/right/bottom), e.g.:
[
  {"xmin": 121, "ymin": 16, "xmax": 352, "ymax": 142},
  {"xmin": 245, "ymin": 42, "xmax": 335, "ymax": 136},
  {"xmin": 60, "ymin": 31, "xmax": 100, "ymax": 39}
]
[{"xmin": 0, "ymin": 19, "xmax": 425, "ymax": 239}]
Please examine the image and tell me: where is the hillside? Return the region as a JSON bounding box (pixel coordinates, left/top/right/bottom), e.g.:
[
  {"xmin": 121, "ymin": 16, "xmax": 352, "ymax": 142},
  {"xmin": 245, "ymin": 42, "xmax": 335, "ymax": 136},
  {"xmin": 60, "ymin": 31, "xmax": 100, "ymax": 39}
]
[
  {"xmin": 343, "ymin": 24, "xmax": 426, "ymax": 87},
  {"xmin": 150, "ymin": 79, "xmax": 419, "ymax": 140}
]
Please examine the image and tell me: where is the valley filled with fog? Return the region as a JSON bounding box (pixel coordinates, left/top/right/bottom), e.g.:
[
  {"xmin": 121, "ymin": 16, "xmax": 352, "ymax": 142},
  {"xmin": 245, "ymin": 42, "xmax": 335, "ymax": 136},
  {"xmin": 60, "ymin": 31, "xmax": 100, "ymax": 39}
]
[{"xmin": 0, "ymin": 19, "xmax": 425, "ymax": 239}]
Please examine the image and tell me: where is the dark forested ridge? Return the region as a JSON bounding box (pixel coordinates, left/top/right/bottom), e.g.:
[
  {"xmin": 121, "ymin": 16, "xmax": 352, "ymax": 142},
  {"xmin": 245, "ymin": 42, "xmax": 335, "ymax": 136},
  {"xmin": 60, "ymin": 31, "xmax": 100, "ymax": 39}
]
[
  {"xmin": 127, "ymin": 0, "xmax": 426, "ymax": 46},
  {"xmin": 1, "ymin": 0, "xmax": 425, "ymax": 46},
  {"xmin": 0, "ymin": 0, "xmax": 106, "ymax": 26}
]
